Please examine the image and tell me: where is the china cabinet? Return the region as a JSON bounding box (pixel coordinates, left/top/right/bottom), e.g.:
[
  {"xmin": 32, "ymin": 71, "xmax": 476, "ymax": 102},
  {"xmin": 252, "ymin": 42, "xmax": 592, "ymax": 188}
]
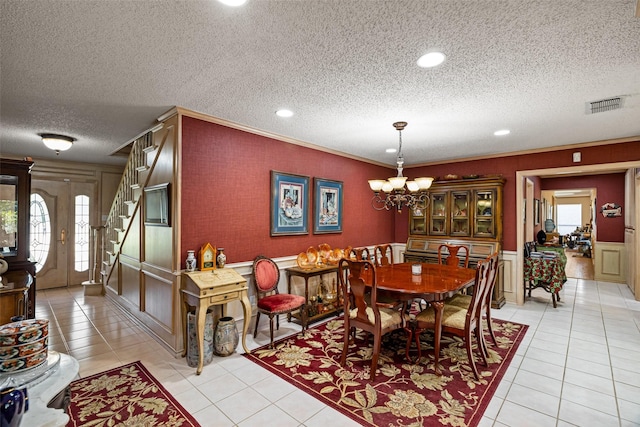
[
  {"xmin": 406, "ymin": 176, "xmax": 505, "ymax": 308},
  {"xmin": 0, "ymin": 158, "xmax": 36, "ymax": 319}
]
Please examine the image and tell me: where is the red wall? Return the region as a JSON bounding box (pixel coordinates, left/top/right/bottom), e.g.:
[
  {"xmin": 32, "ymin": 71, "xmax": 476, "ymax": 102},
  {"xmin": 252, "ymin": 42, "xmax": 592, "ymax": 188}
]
[
  {"xmin": 180, "ymin": 117, "xmax": 396, "ymax": 265},
  {"xmin": 400, "ymin": 141, "xmax": 640, "ymax": 250},
  {"xmin": 542, "ymin": 174, "xmax": 626, "ymax": 242}
]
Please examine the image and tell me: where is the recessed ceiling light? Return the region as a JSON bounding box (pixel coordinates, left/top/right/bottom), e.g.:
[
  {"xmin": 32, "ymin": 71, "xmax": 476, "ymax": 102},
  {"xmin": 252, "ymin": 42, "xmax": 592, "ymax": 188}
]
[
  {"xmin": 494, "ymin": 129, "xmax": 510, "ymax": 136},
  {"xmin": 385, "ymin": 148, "xmax": 397, "ymax": 153},
  {"xmin": 417, "ymin": 51, "xmax": 446, "ymax": 68},
  {"xmin": 217, "ymin": 0, "xmax": 247, "ymax": 6},
  {"xmin": 276, "ymin": 109, "xmax": 293, "ymax": 118}
]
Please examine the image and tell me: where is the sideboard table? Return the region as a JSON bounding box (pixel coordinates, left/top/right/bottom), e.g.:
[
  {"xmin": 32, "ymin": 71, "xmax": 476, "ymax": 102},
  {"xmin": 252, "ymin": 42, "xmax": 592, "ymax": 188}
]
[
  {"xmin": 181, "ymin": 268, "xmax": 251, "ymax": 375},
  {"xmin": 286, "ymin": 265, "xmax": 340, "ymax": 328}
]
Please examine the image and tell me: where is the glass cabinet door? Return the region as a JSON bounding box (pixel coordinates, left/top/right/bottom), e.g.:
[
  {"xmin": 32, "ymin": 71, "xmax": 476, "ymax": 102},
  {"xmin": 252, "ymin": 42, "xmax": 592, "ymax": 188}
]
[
  {"xmin": 429, "ymin": 192, "xmax": 447, "ymax": 235},
  {"xmin": 450, "ymin": 191, "xmax": 470, "ymax": 236},
  {"xmin": 409, "ymin": 205, "xmax": 427, "ymax": 235},
  {"xmin": 474, "ymin": 189, "xmax": 495, "ymax": 237}
]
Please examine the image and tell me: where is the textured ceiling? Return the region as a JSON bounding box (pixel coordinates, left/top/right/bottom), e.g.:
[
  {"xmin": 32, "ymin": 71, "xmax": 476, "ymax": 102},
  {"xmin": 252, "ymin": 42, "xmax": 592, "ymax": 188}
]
[{"xmin": 1, "ymin": 0, "xmax": 639, "ymax": 167}]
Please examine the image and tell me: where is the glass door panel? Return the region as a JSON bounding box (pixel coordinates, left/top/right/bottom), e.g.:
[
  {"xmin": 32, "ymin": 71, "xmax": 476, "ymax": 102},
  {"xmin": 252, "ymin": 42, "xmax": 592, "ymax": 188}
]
[
  {"xmin": 429, "ymin": 192, "xmax": 447, "ymax": 235},
  {"xmin": 451, "ymin": 191, "xmax": 470, "ymax": 236},
  {"xmin": 409, "ymin": 205, "xmax": 427, "ymax": 235},
  {"xmin": 474, "ymin": 190, "xmax": 495, "ymax": 237}
]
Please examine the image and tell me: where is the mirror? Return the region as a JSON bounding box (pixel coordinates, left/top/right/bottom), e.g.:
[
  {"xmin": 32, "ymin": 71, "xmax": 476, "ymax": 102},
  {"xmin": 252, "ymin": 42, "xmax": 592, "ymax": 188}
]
[{"xmin": 0, "ymin": 174, "xmax": 18, "ymax": 256}]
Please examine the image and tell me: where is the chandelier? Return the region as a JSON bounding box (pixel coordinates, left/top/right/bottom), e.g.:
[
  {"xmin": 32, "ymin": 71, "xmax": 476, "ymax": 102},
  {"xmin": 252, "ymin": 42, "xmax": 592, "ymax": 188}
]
[{"xmin": 368, "ymin": 122, "xmax": 434, "ymax": 212}]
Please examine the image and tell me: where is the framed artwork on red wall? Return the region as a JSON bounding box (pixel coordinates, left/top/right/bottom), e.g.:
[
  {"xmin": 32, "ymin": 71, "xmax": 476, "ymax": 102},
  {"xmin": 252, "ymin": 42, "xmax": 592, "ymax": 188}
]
[
  {"xmin": 271, "ymin": 171, "xmax": 309, "ymax": 236},
  {"xmin": 313, "ymin": 178, "xmax": 343, "ymax": 234}
]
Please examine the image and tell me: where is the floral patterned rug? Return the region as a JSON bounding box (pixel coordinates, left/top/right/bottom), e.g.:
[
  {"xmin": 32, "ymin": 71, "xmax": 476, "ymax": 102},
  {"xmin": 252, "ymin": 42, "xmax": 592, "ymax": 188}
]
[
  {"xmin": 66, "ymin": 361, "xmax": 199, "ymax": 426},
  {"xmin": 244, "ymin": 317, "xmax": 527, "ymax": 427}
]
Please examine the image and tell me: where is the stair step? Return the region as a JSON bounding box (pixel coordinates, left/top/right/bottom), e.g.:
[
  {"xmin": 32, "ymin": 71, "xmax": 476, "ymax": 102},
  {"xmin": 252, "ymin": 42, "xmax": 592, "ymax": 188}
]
[{"xmin": 142, "ymin": 145, "xmax": 157, "ymax": 154}]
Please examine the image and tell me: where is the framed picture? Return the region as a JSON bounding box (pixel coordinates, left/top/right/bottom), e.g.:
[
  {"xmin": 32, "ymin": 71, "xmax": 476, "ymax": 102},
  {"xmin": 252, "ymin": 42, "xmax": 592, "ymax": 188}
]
[
  {"xmin": 313, "ymin": 178, "xmax": 343, "ymax": 234},
  {"xmin": 144, "ymin": 183, "xmax": 170, "ymax": 226},
  {"xmin": 534, "ymin": 198, "xmax": 540, "ymax": 225},
  {"xmin": 270, "ymin": 171, "xmax": 309, "ymax": 236}
]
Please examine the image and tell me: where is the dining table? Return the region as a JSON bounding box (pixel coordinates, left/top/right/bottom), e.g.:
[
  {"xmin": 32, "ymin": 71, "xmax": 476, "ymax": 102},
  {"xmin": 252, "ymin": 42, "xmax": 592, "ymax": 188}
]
[{"xmin": 374, "ymin": 262, "xmax": 477, "ymax": 374}]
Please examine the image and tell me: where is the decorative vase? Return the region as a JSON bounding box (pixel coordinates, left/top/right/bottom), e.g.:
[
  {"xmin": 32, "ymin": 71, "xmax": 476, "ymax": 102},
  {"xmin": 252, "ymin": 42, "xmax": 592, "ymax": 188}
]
[
  {"xmin": 186, "ymin": 310, "xmax": 214, "ymax": 368},
  {"xmin": 544, "ymin": 219, "xmax": 555, "ymax": 233},
  {"xmin": 185, "ymin": 250, "xmax": 196, "ymax": 272},
  {"xmin": 216, "ymin": 248, "xmax": 226, "ymax": 268},
  {"xmin": 214, "ymin": 316, "xmax": 239, "ymax": 356}
]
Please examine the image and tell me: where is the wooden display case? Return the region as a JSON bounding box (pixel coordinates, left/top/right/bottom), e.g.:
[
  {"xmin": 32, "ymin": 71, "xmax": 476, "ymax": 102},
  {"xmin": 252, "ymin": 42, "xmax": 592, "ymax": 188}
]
[
  {"xmin": 1, "ymin": 158, "xmax": 37, "ymax": 319},
  {"xmin": 406, "ymin": 176, "xmax": 505, "ymax": 308}
]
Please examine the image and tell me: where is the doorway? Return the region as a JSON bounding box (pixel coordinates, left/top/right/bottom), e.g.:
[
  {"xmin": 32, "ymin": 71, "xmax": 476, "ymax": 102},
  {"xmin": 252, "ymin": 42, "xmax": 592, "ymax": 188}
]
[{"xmin": 30, "ymin": 179, "xmax": 97, "ymax": 289}]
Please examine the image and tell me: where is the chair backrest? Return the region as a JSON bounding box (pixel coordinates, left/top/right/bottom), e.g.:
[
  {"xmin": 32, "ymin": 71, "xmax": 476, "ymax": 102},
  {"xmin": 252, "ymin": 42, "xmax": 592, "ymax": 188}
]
[
  {"xmin": 252, "ymin": 255, "xmax": 280, "ymax": 296},
  {"xmin": 465, "ymin": 254, "xmax": 495, "ymax": 327},
  {"xmin": 524, "ymin": 241, "xmax": 537, "ymax": 258},
  {"xmin": 482, "ymin": 252, "xmax": 500, "ymax": 309},
  {"xmin": 338, "ymin": 258, "xmax": 378, "ymax": 326},
  {"xmin": 346, "ymin": 246, "xmax": 371, "ymax": 261},
  {"xmin": 438, "ymin": 244, "xmax": 470, "ymax": 268},
  {"xmin": 373, "ymin": 244, "xmax": 393, "ymax": 267}
]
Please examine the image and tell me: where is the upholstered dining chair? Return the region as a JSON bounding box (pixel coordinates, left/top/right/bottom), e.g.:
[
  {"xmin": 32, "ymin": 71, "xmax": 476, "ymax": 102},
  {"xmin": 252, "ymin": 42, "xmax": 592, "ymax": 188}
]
[
  {"xmin": 437, "ymin": 244, "xmax": 470, "ymax": 268},
  {"xmin": 252, "ymin": 255, "xmax": 306, "ymax": 348},
  {"xmin": 446, "ymin": 251, "xmax": 500, "ymax": 347},
  {"xmin": 373, "ymin": 244, "xmax": 393, "ymax": 267},
  {"xmin": 338, "ymin": 258, "xmax": 404, "ymax": 380},
  {"xmin": 411, "ymin": 253, "xmax": 497, "ymax": 380}
]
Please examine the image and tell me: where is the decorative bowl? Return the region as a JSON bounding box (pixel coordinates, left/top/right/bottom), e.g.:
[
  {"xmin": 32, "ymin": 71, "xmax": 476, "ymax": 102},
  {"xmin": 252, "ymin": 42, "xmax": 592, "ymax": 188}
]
[{"xmin": 0, "ymin": 320, "xmax": 49, "ymax": 373}]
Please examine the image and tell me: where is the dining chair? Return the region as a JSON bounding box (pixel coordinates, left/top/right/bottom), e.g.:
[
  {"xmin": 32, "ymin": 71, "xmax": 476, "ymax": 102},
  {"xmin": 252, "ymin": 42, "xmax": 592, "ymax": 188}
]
[
  {"xmin": 338, "ymin": 258, "xmax": 404, "ymax": 380},
  {"xmin": 346, "ymin": 246, "xmax": 371, "ymax": 261},
  {"xmin": 445, "ymin": 251, "xmax": 500, "ymax": 347},
  {"xmin": 373, "ymin": 244, "xmax": 393, "ymax": 267},
  {"xmin": 411, "ymin": 253, "xmax": 497, "ymax": 380},
  {"xmin": 252, "ymin": 255, "xmax": 306, "ymax": 348},
  {"xmin": 437, "ymin": 244, "xmax": 470, "ymax": 268}
]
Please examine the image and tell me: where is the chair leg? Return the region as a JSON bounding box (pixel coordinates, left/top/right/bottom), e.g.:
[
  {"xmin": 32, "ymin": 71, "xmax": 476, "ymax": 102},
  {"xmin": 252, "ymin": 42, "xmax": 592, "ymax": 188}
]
[
  {"xmin": 404, "ymin": 325, "xmax": 414, "ymax": 362},
  {"xmin": 276, "ymin": 314, "xmax": 280, "ymax": 330},
  {"xmin": 475, "ymin": 325, "xmax": 488, "ymax": 366},
  {"xmin": 485, "ymin": 308, "xmax": 498, "ymax": 346},
  {"xmin": 370, "ymin": 332, "xmax": 382, "ymax": 380},
  {"xmin": 253, "ymin": 312, "xmax": 261, "ymax": 337},
  {"xmin": 340, "ymin": 324, "xmax": 350, "ymax": 367},
  {"xmin": 269, "ymin": 315, "xmax": 275, "ymax": 348},
  {"xmin": 466, "ymin": 328, "xmax": 480, "ymax": 380}
]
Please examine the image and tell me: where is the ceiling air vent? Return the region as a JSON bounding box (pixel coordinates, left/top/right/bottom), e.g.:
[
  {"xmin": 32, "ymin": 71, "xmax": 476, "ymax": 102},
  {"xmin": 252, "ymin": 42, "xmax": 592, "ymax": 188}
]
[{"xmin": 587, "ymin": 97, "xmax": 623, "ymax": 114}]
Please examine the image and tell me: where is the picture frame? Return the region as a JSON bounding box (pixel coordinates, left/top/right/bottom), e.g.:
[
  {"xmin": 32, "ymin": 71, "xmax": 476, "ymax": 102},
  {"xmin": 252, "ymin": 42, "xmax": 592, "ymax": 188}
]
[
  {"xmin": 534, "ymin": 198, "xmax": 540, "ymax": 225},
  {"xmin": 313, "ymin": 178, "xmax": 343, "ymax": 234},
  {"xmin": 144, "ymin": 183, "xmax": 170, "ymax": 226},
  {"xmin": 270, "ymin": 171, "xmax": 309, "ymax": 236}
]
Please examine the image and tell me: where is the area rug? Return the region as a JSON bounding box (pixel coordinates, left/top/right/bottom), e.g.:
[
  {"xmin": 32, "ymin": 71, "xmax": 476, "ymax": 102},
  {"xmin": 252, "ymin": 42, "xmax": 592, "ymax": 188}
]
[
  {"xmin": 66, "ymin": 361, "xmax": 199, "ymax": 427},
  {"xmin": 245, "ymin": 317, "xmax": 527, "ymax": 427}
]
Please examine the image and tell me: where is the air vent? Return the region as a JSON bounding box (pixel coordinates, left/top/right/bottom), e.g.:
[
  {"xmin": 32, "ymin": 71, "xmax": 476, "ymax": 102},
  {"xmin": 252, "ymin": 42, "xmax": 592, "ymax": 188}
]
[{"xmin": 587, "ymin": 97, "xmax": 623, "ymax": 114}]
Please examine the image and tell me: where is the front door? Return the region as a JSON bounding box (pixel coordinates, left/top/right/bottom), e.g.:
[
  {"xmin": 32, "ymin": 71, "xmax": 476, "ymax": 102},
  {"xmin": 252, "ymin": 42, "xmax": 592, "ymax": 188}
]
[{"xmin": 30, "ymin": 179, "xmax": 97, "ymax": 289}]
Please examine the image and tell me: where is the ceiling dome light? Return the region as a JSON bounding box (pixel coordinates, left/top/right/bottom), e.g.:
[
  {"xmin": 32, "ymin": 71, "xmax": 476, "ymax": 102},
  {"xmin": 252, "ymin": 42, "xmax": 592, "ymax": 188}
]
[
  {"xmin": 494, "ymin": 129, "xmax": 511, "ymax": 136},
  {"xmin": 417, "ymin": 51, "xmax": 446, "ymax": 68},
  {"xmin": 217, "ymin": 0, "xmax": 247, "ymax": 6},
  {"xmin": 276, "ymin": 109, "xmax": 294, "ymax": 118},
  {"xmin": 39, "ymin": 133, "xmax": 75, "ymax": 154}
]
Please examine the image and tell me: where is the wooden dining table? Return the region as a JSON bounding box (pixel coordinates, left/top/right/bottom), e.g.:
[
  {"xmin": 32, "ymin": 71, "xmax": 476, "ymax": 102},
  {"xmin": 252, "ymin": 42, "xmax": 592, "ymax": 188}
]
[{"xmin": 374, "ymin": 262, "xmax": 477, "ymax": 374}]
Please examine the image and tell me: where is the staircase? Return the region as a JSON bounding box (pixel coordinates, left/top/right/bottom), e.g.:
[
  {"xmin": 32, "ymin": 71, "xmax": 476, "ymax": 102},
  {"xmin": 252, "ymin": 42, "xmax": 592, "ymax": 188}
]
[{"xmin": 101, "ymin": 131, "xmax": 159, "ymax": 285}]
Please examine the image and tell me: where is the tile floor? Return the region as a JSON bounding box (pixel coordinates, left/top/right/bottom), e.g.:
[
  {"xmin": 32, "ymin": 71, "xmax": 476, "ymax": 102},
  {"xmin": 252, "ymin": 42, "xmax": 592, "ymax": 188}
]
[{"xmin": 36, "ymin": 276, "xmax": 640, "ymax": 427}]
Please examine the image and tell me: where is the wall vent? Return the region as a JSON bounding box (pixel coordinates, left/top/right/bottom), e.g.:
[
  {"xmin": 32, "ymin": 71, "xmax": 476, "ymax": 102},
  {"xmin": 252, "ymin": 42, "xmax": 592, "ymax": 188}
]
[{"xmin": 587, "ymin": 97, "xmax": 623, "ymax": 114}]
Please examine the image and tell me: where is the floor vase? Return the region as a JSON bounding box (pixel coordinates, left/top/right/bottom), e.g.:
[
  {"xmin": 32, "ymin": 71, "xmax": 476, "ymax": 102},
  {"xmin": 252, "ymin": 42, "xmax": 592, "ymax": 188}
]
[{"xmin": 214, "ymin": 317, "xmax": 239, "ymax": 356}]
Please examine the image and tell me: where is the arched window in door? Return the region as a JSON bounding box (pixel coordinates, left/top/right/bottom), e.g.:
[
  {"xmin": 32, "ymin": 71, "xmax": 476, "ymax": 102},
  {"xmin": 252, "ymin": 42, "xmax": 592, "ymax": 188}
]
[
  {"xmin": 29, "ymin": 193, "xmax": 51, "ymax": 273},
  {"xmin": 75, "ymin": 195, "xmax": 90, "ymax": 272}
]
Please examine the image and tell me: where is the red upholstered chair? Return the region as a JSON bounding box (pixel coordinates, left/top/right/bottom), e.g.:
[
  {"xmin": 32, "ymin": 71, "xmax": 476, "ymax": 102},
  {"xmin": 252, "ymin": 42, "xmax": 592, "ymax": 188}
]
[{"xmin": 252, "ymin": 255, "xmax": 306, "ymax": 348}]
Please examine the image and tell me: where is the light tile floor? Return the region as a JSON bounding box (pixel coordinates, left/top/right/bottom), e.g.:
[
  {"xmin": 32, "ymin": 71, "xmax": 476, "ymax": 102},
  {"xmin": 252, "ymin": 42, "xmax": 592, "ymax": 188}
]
[{"xmin": 36, "ymin": 276, "xmax": 640, "ymax": 426}]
